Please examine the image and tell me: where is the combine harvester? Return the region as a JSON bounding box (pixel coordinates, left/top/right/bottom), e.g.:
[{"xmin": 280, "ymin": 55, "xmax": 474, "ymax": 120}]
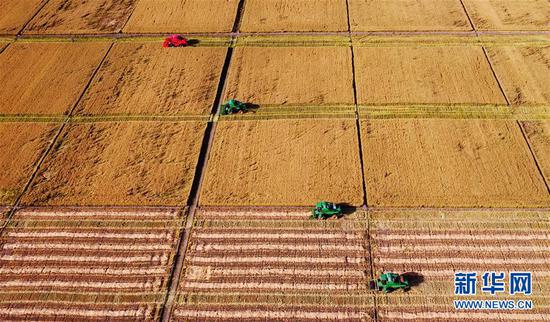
[
  {"xmin": 311, "ymin": 201, "xmax": 343, "ymax": 219},
  {"xmin": 370, "ymin": 272, "xmax": 410, "ymax": 293},
  {"xmin": 220, "ymin": 99, "xmax": 249, "ymax": 115}
]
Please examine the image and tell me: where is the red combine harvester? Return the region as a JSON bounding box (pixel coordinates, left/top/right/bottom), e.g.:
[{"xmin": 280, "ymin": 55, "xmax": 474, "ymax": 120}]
[{"xmin": 163, "ymin": 35, "xmax": 189, "ymax": 48}]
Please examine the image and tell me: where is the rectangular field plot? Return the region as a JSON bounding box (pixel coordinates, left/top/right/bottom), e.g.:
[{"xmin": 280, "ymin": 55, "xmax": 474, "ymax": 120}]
[
  {"xmin": 371, "ymin": 210, "xmax": 550, "ymax": 321},
  {"xmin": 463, "ymin": 0, "xmax": 550, "ymax": 31},
  {"xmin": 361, "ymin": 119, "xmax": 550, "ymax": 207},
  {"xmin": 76, "ymin": 44, "xmax": 226, "ymax": 116},
  {"xmin": 22, "ymin": 121, "xmax": 205, "ymax": 206},
  {"xmin": 522, "ymin": 121, "xmax": 550, "ymax": 186},
  {"xmin": 0, "ymin": 208, "xmax": 183, "ymax": 321},
  {"xmin": 0, "ymin": 42, "xmax": 109, "ymax": 115},
  {"xmin": 354, "ymin": 46, "xmax": 506, "ymax": 105},
  {"xmin": 123, "ymin": 0, "xmax": 239, "ymax": 33},
  {"xmin": 201, "ymin": 119, "xmax": 363, "ymax": 206},
  {"xmin": 0, "ymin": 123, "xmax": 59, "ymax": 205},
  {"xmin": 487, "ymin": 46, "xmax": 550, "ymax": 105},
  {"xmin": 23, "ymin": 0, "xmax": 137, "ymax": 34},
  {"xmin": 0, "ymin": 0, "xmax": 45, "ymax": 34},
  {"xmin": 349, "ymin": 0, "xmax": 470, "ymax": 31},
  {"xmin": 240, "ymin": 0, "xmax": 348, "ymax": 32},
  {"xmin": 170, "ymin": 209, "xmax": 374, "ymax": 321},
  {"xmin": 225, "ymin": 47, "xmax": 354, "ymax": 107}
]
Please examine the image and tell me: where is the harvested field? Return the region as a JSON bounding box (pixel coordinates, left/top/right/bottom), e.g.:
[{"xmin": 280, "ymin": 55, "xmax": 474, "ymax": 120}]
[
  {"xmin": 0, "ymin": 0, "xmax": 46, "ymax": 34},
  {"xmin": 486, "ymin": 46, "xmax": 550, "ymax": 105},
  {"xmin": 354, "ymin": 46, "xmax": 506, "ymax": 104},
  {"xmin": 360, "ymin": 119, "xmax": 550, "ymax": 207},
  {"xmin": 22, "ymin": 121, "xmax": 205, "ymax": 206},
  {"xmin": 171, "ymin": 209, "xmax": 374, "ymax": 321},
  {"xmin": 240, "ymin": 0, "xmax": 348, "ymax": 32},
  {"xmin": 201, "ymin": 119, "xmax": 363, "ymax": 206},
  {"xmin": 0, "ymin": 123, "xmax": 59, "ymax": 206},
  {"xmin": 75, "ymin": 43, "xmax": 227, "ymax": 116},
  {"xmin": 463, "ymin": 0, "xmax": 550, "ymax": 31},
  {"xmin": 371, "ymin": 210, "xmax": 550, "ymax": 321},
  {"xmin": 0, "ymin": 208, "xmax": 183, "ymax": 321},
  {"xmin": 225, "ymin": 47, "xmax": 354, "ymax": 106},
  {"xmin": 24, "ymin": 0, "xmax": 137, "ymax": 34},
  {"xmin": 521, "ymin": 121, "xmax": 550, "ymax": 186},
  {"xmin": 349, "ymin": 0, "xmax": 471, "ymax": 31},
  {"xmin": 123, "ymin": 0, "xmax": 239, "ymax": 33},
  {"xmin": 0, "ymin": 42, "xmax": 109, "ymax": 115}
]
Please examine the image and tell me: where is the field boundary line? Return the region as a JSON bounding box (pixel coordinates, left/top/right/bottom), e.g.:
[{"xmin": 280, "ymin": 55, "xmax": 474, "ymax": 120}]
[
  {"xmin": 517, "ymin": 121, "xmax": 550, "ymax": 197},
  {"xmin": 0, "ymin": 43, "xmax": 115, "ymax": 237},
  {"xmin": 120, "ymin": 0, "xmax": 141, "ymax": 32},
  {"xmin": 15, "ymin": 0, "xmax": 52, "ymax": 36},
  {"xmin": 458, "ymin": 0, "xmax": 476, "ymax": 32},
  {"xmin": 160, "ymin": 5, "xmax": 244, "ymax": 316}
]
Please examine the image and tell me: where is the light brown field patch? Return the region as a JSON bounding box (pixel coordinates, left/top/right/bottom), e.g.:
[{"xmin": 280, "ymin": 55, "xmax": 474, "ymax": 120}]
[
  {"xmin": 0, "ymin": 123, "xmax": 59, "ymax": 206},
  {"xmin": 354, "ymin": 46, "xmax": 506, "ymax": 105},
  {"xmin": 240, "ymin": 0, "xmax": 348, "ymax": 32},
  {"xmin": 22, "ymin": 121, "xmax": 205, "ymax": 206},
  {"xmin": 226, "ymin": 47, "xmax": 353, "ymax": 107},
  {"xmin": 487, "ymin": 46, "xmax": 550, "ymax": 105},
  {"xmin": 24, "ymin": 0, "xmax": 137, "ymax": 34},
  {"xmin": 361, "ymin": 119, "xmax": 550, "ymax": 207},
  {"xmin": 0, "ymin": 208, "xmax": 182, "ymax": 321},
  {"xmin": 201, "ymin": 119, "xmax": 363, "ymax": 206},
  {"xmin": 0, "ymin": 42, "xmax": 109, "ymax": 115},
  {"xmin": 463, "ymin": 0, "xmax": 550, "ymax": 31},
  {"xmin": 123, "ymin": 0, "xmax": 239, "ymax": 33},
  {"xmin": 0, "ymin": 0, "xmax": 45, "ymax": 34},
  {"xmin": 75, "ymin": 43, "xmax": 226, "ymax": 116},
  {"xmin": 521, "ymin": 121, "xmax": 550, "ymax": 187},
  {"xmin": 349, "ymin": 0, "xmax": 470, "ymax": 31}
]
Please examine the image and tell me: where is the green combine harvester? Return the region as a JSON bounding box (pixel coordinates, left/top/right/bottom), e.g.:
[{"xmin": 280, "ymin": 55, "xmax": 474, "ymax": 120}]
[
  {"xmin": 220, "ymin": 99, "xmax": 248, "ymax": 115},
  {"xmin": 311, "ymin": 201, "xmax": 343, "ymax": 219},
  {"xmin": 369, "ymin": 272, "xmax": 410, "ymax": 293}
]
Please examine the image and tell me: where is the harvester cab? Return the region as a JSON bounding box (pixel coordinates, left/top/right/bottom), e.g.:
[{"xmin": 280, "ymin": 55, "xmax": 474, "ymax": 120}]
[
  {"xmin": 311, "ymin": 201, "xmax": 343, "ymax": 220},
  {"xmin": 163, "ymin": 35, "xmax": 189, "ymax": 48},
  {"xmin": 369, "ymin": 272, "xmax": 410, "ymax": 293},
  {"xmin": 220, "ymin": 99, "xmax": 248, "ymax": 115}
]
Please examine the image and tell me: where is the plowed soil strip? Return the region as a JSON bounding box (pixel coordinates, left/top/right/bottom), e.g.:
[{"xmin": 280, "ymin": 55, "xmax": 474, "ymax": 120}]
[{"xmin": 0, "ymin": 209, "xmax": 183, "ymax": 321}]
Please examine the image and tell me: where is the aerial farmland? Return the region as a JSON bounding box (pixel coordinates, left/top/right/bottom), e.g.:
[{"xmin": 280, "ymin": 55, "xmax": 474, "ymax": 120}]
[{"xmin": 0, "ymin": 0, "xmax": 548, "ymax": 321}]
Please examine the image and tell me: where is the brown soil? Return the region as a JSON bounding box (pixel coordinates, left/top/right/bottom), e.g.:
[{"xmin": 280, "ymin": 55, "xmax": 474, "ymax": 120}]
[
  {"xmin": 240, "ymin": 0, "xmax": 348, "ymax": 32},
  {"xmin": 0, "ymin": 123, "xmax": 59, "ymax": 205},
  {"xmin": 75, "ymin": 43, "xmax": 226, "ymax": 116},
  {"xmin": 0, "ymin": 0, "xmax": 45, "ymax": 34},
  {"xmin": 123, "ymin": 0, "xmax": 239, "ymax": 33},
  {"xmin": 201, "ymin": 119, "xmax": 363, "ymax": 206},
  {"xmin": 521, "ymin": 121, "xmax": 550, "ymax": 186},
  {"xmin": 22, "ymin": 121, "xmax": 205, "ymax": 206},
  {"xmin": 0, "ymin": 209, "xmax": 179, "ymax": 321},
  {"xmin": 463, "ymin": 0, "xmax": 550, "ymax": 31},
  {"xmin": 225, "ymin": 47, "xmax": 354, "ymax": 106},
  {"xmin": 23, "ymin": 0, "xmax": 137, "ymax": 34},
  {"xmin": 486, "ymin": 46, "xmax": 550, "ymax": 105},
  {"xmin": 0, "ymin": 42, "xmax": 109, "ymax": 115},
  {"xmin": 354, "ymin": 46, "xmax": 506, "ymax": 104},
  {"xmin": 361, "ymin": 119, "xmax": 550, "ymax": 207},
  {"xmin": 349, "ymin": 0, "xmax": 471, "ymax": 31}
]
